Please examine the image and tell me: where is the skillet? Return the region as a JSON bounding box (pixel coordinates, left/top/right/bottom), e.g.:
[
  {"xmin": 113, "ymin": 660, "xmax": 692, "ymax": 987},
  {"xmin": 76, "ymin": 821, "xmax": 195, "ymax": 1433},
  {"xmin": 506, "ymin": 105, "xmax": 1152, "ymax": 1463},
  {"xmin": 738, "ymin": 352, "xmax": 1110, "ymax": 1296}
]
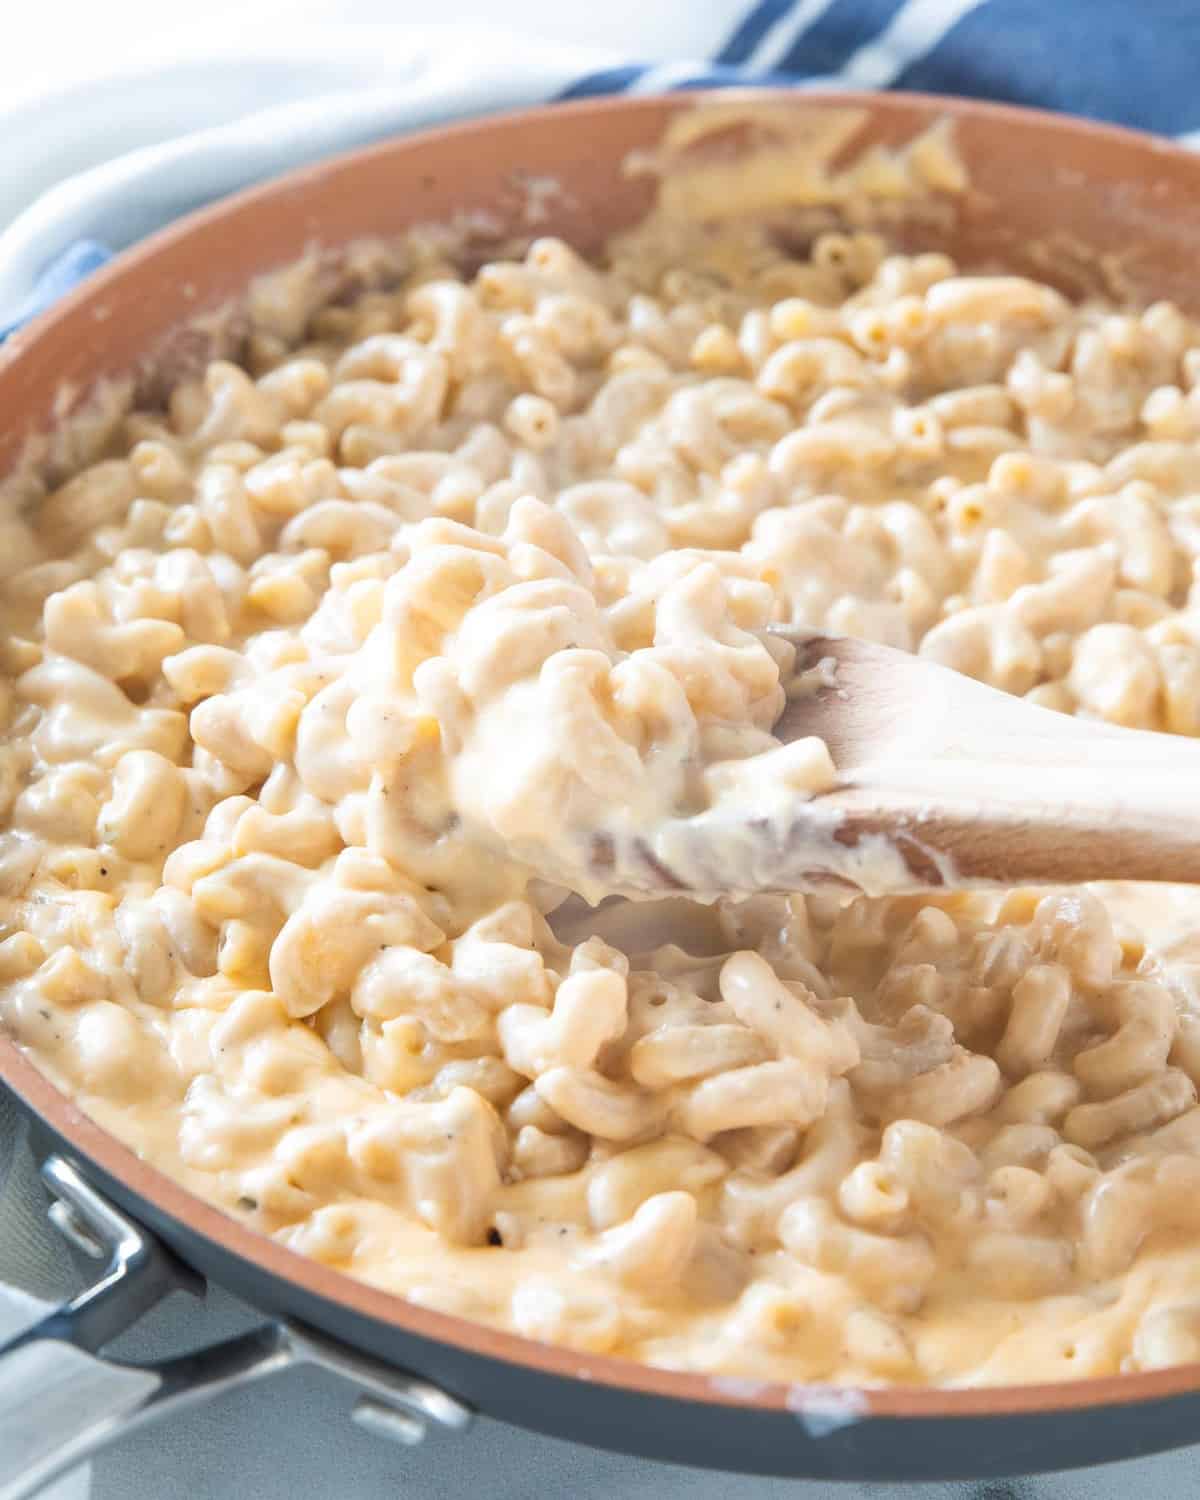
[{"xmin": 4, "ymin": 89, "xmax": 1200, "ymax": 1491}]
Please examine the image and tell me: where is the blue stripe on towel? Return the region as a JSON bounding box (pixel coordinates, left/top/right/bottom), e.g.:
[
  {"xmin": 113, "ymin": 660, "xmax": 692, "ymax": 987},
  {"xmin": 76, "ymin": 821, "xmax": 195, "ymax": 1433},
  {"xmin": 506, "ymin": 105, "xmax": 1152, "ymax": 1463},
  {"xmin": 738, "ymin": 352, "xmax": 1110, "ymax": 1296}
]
[
  {"xmin": 716, "ymin": 0, "xmax": 801, "ymax": 63},
  {"xmin": 558, "ymin": 63, "xmax": 652, "ymax": 99},
  {"xmin": 771, "ymin": 0, "xmax": 907, "ymax": 76},
  {"xmin": 897, "ymin": 0, "xmax": 1200, "ymax": 134},
  {"xmin": 0, "ymin": 240, "xmax": 112, "ymax": 341}
]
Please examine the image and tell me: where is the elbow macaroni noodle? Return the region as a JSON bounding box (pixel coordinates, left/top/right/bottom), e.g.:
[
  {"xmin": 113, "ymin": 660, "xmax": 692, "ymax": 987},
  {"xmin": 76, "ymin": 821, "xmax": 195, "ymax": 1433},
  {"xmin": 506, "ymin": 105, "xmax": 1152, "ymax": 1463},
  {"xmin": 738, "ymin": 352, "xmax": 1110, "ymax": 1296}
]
[{"xmin": 9, "ymin": 216, "xmax": 1200, "ymax": 1386}]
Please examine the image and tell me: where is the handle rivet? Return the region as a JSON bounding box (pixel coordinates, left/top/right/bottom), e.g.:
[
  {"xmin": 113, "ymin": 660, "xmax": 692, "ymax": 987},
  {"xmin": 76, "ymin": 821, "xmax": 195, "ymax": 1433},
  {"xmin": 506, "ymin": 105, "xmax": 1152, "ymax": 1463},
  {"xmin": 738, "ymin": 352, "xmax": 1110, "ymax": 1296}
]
[
  {"xmin": 47, "ymin": 1199, "xmax": 106, "ymax": 1259},
  {"xmin": 351, "ymin": 1396, "xmax": 428, "ymax": 1448}
]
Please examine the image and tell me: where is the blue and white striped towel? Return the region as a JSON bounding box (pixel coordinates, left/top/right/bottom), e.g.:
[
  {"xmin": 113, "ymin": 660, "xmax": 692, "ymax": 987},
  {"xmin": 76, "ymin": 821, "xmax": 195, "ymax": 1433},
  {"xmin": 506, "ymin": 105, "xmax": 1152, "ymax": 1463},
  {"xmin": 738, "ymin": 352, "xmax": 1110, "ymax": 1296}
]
[{"xmin": 4, "ymin": 0, "xmax": 1200, "ymax": 340}]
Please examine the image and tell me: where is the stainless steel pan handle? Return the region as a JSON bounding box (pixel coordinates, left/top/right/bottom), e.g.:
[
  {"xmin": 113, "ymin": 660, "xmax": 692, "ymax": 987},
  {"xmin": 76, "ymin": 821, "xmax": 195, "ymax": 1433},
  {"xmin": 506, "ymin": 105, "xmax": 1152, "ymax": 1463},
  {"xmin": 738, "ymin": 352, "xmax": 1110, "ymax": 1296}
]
[{"xmin": 0, "ymin": 1156, "xmax": 471, "ymax": 1500}]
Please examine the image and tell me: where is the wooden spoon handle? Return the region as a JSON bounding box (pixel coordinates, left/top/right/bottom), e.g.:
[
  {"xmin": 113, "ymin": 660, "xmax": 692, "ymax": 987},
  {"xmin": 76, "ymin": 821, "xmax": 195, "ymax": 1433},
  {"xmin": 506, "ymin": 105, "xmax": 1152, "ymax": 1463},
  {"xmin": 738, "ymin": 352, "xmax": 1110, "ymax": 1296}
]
[
  {"xmin": 778, "ymin": 632, "xmax": 1200, "ymax": 890},
  {"xmin": 830, "ymin": 738, "xmax": 1200, "ymax": 886}
]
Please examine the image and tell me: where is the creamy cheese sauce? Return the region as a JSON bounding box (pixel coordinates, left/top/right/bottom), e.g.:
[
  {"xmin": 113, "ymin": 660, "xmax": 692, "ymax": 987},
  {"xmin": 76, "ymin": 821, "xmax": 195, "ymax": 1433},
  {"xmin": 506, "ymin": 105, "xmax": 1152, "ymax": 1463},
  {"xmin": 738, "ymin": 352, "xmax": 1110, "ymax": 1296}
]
[{"xmin": 8, "ymin": 114, "xmax": 1200, "ymax": 1386}]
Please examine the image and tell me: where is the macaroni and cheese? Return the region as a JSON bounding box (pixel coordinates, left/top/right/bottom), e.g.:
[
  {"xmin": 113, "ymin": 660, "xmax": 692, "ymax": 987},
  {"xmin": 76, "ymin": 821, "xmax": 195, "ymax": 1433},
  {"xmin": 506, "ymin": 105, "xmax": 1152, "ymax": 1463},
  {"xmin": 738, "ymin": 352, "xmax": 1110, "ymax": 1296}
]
[{"xmin": 6, "ymin": 215, "xmax": 1200, "ymax": 1388}]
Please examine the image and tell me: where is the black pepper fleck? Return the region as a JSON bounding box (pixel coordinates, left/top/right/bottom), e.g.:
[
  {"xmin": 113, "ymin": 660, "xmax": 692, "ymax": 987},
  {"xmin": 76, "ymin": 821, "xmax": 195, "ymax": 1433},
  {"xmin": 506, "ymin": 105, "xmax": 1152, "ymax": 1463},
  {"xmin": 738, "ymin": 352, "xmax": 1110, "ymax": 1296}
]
[{"xmin": 486, "ymin": 1226, "xmax": 502, "ymax": 1246}]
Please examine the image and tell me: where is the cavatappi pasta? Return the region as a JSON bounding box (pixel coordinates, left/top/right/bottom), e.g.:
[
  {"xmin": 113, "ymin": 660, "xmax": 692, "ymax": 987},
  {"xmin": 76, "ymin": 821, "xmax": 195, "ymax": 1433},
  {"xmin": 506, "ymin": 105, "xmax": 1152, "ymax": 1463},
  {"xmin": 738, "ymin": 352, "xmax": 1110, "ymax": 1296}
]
[{"xmin": 9, "ymin": 222, "xmax": 1200, "ymax": 1387}]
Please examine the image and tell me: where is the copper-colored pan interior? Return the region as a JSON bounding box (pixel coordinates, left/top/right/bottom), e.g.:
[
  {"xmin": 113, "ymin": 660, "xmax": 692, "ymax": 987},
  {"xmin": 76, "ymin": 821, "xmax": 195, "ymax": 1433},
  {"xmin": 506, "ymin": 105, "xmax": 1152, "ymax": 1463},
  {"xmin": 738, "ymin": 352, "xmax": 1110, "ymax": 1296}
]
[{"xmin": 5, "ymin": 88, "xmax": 1200, "ymax": 1419}]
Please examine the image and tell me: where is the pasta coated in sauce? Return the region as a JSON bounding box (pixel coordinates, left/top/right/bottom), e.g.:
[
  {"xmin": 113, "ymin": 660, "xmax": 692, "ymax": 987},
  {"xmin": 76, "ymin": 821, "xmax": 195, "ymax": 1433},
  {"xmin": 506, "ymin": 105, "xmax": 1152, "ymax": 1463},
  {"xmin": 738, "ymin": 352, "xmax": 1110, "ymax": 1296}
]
[{"xmin": 7, "ymin": 221, "xmax": 1200, "ymax": 1387}]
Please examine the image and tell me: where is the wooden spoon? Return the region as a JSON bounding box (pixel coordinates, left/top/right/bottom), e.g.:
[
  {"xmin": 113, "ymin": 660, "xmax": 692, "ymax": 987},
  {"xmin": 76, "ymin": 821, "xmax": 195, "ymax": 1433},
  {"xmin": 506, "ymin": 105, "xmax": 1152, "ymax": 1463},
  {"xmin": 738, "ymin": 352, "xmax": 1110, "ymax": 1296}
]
[{"xmin": 608, "ymin": 631, "xmax": 1200, "ymax": 898}]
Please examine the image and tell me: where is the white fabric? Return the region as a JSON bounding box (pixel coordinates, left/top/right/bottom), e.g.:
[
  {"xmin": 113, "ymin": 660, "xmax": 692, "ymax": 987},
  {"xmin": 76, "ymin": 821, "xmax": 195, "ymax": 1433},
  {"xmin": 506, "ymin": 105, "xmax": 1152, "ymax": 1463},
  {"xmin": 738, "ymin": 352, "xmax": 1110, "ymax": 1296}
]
[
  {"xmin": 0, "ymin": 0, "xmax": 740, "ymax": 327},
  {"xmin": 0, "ymin": 25, "xmax": 612, "ymax": 323},
  {"xmin": 0, "ymin": 1, "xmax": 734, "ymax": 115}
]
